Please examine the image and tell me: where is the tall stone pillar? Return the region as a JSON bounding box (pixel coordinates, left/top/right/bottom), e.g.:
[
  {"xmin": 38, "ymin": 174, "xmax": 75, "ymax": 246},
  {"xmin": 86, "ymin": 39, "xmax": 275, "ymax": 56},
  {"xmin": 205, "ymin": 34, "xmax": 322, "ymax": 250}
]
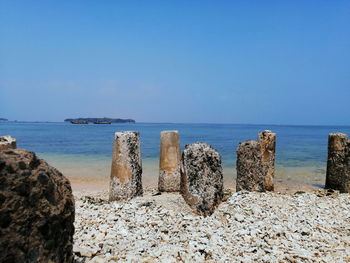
[
  {"xmin": 325, "ymin": 133, "xmax": 350, "ymax": 192},
  {"xmin": 158, "ymin": 130, "xmax": 181, "ymax": 192},
  {"xmin": 0, "ymin": 136, "xmax": 17, "ymax": 151},
  {"xmin": 258, "ymin": 130, "xmax": 276, "ymax": 191},
  {"xmin": 180, "ymin": 143, "xmax": 223, "ymax": 216},
  {"xmin": 109, "ymin": 131, "xmax": 143, "ymax": 201}
]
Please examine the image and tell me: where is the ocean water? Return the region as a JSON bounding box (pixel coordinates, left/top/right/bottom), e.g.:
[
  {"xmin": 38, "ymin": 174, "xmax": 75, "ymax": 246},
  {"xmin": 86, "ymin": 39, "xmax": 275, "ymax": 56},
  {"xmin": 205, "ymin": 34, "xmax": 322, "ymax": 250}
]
[{"xmin": 1, "ymin": 122, "xmax": 350, "ymax": 190}]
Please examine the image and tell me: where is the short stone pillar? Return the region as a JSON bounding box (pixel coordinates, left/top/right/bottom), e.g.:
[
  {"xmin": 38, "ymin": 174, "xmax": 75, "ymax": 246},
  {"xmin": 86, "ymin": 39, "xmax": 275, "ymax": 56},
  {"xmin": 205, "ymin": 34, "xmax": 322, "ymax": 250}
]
[
  {"xmin": 258, "ymin": 130, "xmax": 276, "ymax": 191},
  {"xmin": 0, "ymin": 136, "xmax": 17, "ymax": 151},
  {"xmin": 180, "ymin": 143, "xmax": 223, "ymax": 216},
  {"xmin": 236, "ymin": 140, "xmax": 265, "ymax": 192},
  {"xmin": 325, "ymin": 133, "xmax": 350, "ymax": 193},
  {"xmin": 236, "ymin": 130, "xmax": 276, "ymax": 192},
  {"xmin": 158, "ymin": 131, "xmax": 181, "ymax": 192},
  {"xmin": 109, "ymin": 131, "xmax": 143, "ymax": 201}
]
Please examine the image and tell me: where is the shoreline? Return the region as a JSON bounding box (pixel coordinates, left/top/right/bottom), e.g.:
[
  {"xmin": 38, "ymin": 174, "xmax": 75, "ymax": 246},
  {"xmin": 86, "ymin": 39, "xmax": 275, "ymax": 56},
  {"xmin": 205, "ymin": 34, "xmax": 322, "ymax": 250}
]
[
  {"xmin": 43, "ymin": 154, "xmax": 327, "ymax": 194},
  {"xmin": 37, "ymin": 148, "xmax": 328, "ymax": 194},
  {"xmin": 68, "ymin": 175, "xmax": 323, "ymax": 195}
]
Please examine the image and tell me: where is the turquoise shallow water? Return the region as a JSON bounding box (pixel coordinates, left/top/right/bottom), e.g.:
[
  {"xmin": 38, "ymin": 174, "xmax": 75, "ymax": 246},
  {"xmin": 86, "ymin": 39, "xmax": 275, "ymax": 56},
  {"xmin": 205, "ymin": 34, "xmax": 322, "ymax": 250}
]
[{"xmin": 1, "ymin": 122, "xmax": 350, "ymax": 189}]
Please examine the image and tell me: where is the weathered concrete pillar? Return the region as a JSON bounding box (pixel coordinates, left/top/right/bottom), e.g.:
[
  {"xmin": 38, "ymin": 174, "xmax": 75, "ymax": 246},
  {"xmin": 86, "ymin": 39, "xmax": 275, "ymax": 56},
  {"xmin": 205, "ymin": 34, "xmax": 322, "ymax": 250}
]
[
  {"xmin": 0, "ymin": 136, "xmax": 17, "ymax": 151},
  {"xmin": 180, "ymin": 143, "xmax": 223, "ymax": 216},
  {"xmin": 344, "ymin": 144, "xmax": 350, "ymax": 193},
  {"xmin": 236, "ymin": 140, "xmax": 265, "ymax": 192},
  {"xmin": 158, "ymin": 131, "xmax": 181, "ymax": 192},
  {"xmin": 109, "ymin": 131, "xmax": 143, "ymax": 201},
  {"xmin": 236, "ymin": 130, "xmax": 276, "ymax": 192},
  {"xmin": 258, "ymin": 130, "xmax": 276, "ymax": 191},
  {"xmin": 325, "ymin": 133, "xmax": 350, "ymax": 193}
]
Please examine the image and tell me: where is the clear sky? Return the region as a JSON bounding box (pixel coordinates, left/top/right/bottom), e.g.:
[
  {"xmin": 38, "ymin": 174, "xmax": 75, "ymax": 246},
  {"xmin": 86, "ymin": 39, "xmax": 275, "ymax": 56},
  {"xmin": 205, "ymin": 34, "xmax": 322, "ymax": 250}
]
[{"xmin": 1, "ymin": 1, "xmax": 349, "ymax": 125}]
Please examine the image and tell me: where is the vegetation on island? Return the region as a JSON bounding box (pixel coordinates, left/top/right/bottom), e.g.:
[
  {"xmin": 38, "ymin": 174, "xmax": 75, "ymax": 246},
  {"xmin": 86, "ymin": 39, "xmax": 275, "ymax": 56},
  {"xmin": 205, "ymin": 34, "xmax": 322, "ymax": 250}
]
[{"xmin": 64, "ymin": 117, "xmax": 135, "ymax": 124}]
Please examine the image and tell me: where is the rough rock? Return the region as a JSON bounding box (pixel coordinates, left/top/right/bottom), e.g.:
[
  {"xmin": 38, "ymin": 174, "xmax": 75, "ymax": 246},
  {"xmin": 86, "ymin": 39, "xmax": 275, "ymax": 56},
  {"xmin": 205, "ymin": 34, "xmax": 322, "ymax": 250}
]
[
  {"xmin": 258, "ymin": 130, "xmax": 276, "ymax": 191},
  {"xmin": 0, "ymin": 136, "xmax": 17, "ymax": 151},
  {"xmin": 109, "ymin": 131, "xmax": 143, "ymax": 201},
  {"xmin": 0, "ymin": 149, "xmax": 75, "ymax": 263},
  {"xmin": 236, "ymin": 140, "xmax": 265, "ymax": 192},
  {"xmin": 325, "ymin": 133, "xmax": 350, "ymax": 193},
  {"xmin": 180, "ymin": 143, "xmax": 223, "ymax": 216},
  {"xmin": 158, "ymin": 130, "xmax": 181, "ymax": 192}
]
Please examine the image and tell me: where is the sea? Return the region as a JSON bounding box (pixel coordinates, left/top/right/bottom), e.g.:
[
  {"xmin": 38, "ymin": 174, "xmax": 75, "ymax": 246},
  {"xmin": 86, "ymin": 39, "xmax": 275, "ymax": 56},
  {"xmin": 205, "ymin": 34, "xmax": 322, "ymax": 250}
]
[{"xmin": 1, "ymin": 122, "xmax": 350, "ymax": 191}]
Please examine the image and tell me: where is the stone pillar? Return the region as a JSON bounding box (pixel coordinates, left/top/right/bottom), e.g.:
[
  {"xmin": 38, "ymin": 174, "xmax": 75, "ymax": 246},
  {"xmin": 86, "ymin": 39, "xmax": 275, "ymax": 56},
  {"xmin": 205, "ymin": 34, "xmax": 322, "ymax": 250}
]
[
  {"xmin": 325, "ymin": 133, "xmax": 350, "ymax": 192},
  {"xmin": 236, "ymin": 130, "xmax": 276, "ymax": 192},
  {"xmin": 258, "ymin": 130, "xmax": 276, "ymax": 191},
  {"xmin": 344, "ymin": 143, "xmax": 350, "ymax": 193},
  {"xmin": 180, "ymin": 143, "xmax": 223, "ymax": 216},
  {"xmin": 236, "ymin": 140, "xmax": 265, "ymax": 192},
  {"xmin": 109, "ymin": 131, "xmax": 143, "ymax": 201},
  {"xmin": 158, "ymin": 131, "xmax": 181, "ymax": 192},
  {"xmin": 0, "ymin": 136, "xmax": 17, "ymax": 151}
]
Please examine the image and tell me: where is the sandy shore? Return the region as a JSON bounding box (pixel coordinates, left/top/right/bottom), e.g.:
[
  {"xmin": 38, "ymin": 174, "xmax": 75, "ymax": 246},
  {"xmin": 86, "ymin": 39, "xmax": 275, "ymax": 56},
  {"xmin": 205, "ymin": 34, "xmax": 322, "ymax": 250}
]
[
  {"xmin": 72, "ymin": 189, "xmax": 350, "ymax": 263},
  {"xmin": 44, "ymin": 153, "xmax": 326, "ymax": 195},
  {"xmin": 68, "ymin": 175, "xmax": 321, "ymax": 196}
]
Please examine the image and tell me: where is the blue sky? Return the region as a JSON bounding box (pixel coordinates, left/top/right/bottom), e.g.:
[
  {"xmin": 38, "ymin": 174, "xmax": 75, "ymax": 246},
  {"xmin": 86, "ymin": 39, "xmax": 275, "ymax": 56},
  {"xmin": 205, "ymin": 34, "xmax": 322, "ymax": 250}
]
[{"xmin": 1, "ymin": 1, "xmax": 349, "ymax": 124}]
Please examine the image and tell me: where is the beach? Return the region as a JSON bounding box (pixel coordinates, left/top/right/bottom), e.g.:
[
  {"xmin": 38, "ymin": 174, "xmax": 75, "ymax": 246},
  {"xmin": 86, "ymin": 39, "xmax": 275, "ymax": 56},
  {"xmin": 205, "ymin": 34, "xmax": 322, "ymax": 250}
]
[
  {"xmin": 41, "ymin": 154, "xmax": 325, "ymax": 195},
  {"xmin": 73, "ymin": 189, "xmax": 350, "ymax": 263},
  {"xmin": 64, "ymin": 165, "xmax": 324, "ymax": 195},
  {"xmin": 2, "ymin": 122, "xmax": 350, "ymax": 262},
  {"xmin": 59, "ymin": 148, "xmax": 346, "ymax": 262}
]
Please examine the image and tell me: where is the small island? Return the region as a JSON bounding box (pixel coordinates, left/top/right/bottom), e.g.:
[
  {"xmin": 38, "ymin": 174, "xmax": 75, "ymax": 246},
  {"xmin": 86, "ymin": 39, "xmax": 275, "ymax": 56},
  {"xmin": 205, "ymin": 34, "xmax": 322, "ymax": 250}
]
[
  {"xmin": 0, "ymin": 118, "xmax": 8, "ymax": 122},
  {"xmin": 64, "ymin": 117, "xmax": 135, "ymax": 124}
]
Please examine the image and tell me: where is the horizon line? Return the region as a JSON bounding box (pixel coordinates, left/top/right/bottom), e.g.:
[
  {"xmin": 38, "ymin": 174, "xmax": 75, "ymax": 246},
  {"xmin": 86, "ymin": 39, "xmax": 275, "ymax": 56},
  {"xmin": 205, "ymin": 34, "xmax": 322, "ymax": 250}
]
[{"xmin": 2, "ymin": 120, "xmax": 350, "ymax": 128}]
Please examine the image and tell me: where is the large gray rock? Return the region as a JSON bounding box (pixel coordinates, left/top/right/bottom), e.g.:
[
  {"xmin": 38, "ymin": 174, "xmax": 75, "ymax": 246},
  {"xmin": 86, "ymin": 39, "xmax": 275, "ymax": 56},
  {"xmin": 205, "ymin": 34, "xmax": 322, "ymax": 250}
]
[
  {"xmin": 109, "ymin": 131, "xmax": 143, "ymax": 201},
  {"xmin": 258, "ymin": 130, "xmax": 276, "ymax": 191},
  {"xmin": 0, "ymin": 149, "xmax": 75, "ymax": 263},
  {"xmin": 158, "ymin": 131, "xmax": 181, "ymax": 192},
  {"xmin": 0, "ymin": 136, "xmax": 17, "ymax": 151},
  {"xmin": 180, "ymin": 143, "xmax": 223, "ymax": 216},
  {"xmin": 325, "ymin": 133, "xmax": 350, "ymax": 193}
]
